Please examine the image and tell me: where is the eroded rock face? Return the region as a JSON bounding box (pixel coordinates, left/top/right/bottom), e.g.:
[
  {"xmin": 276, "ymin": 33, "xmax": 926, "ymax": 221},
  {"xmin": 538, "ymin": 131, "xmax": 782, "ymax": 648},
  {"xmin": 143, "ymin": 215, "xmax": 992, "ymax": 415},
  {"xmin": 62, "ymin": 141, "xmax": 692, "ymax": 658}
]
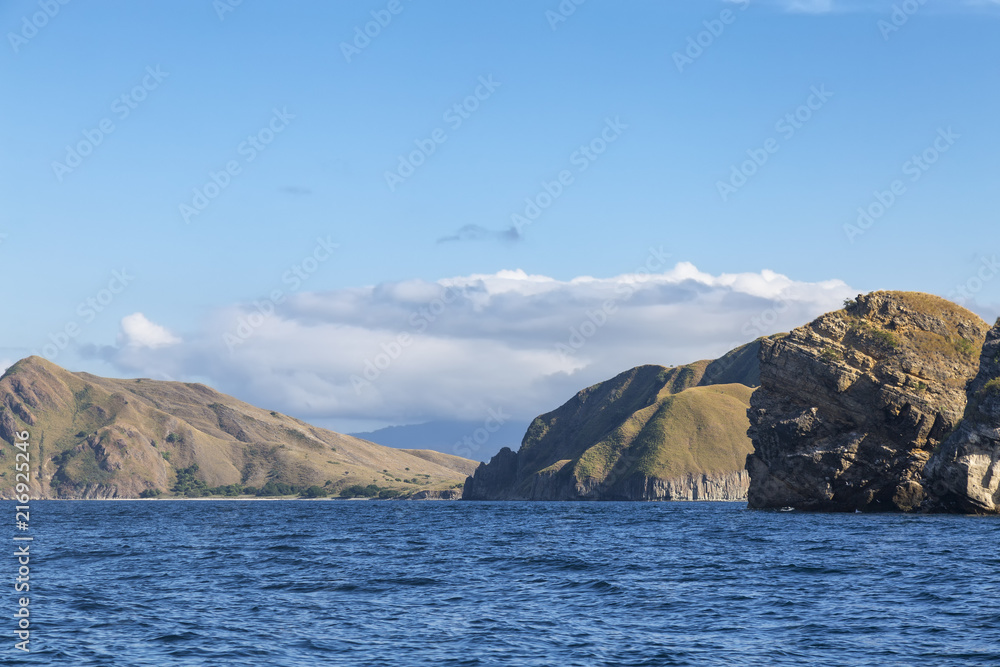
[
  {"xmin": 463, "ymin": 447, "xmax": 520, "ymax": 500},
  {"xmin": 463, "ymin": 449, "xmax": 750, "ymax": 501},
  {"xmin": 924, "ymin": 319, "xmax": 1000, "ymax": 513},
  {"xmin": 609, "ymin": 471, "xmax": 750, "ymax": 501},
  {"xmin": 407, "ymin": 489, "xmax": 462, "ymax": 500},
  {"xmin": 746, "ymin": 291, "xmax": 989, "ymax": 512}
]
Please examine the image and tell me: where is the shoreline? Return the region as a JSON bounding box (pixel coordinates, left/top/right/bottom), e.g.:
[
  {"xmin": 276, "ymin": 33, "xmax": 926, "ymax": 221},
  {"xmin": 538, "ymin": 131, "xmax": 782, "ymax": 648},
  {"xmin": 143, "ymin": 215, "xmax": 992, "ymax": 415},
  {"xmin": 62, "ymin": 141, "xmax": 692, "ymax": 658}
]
[
  {"xmin": 0, "ymin": 496, "xmax": 751, "ymax": 503},
  {"xmin": 0, "ymin": 495, "xmax": 462, "ymax": 502}
]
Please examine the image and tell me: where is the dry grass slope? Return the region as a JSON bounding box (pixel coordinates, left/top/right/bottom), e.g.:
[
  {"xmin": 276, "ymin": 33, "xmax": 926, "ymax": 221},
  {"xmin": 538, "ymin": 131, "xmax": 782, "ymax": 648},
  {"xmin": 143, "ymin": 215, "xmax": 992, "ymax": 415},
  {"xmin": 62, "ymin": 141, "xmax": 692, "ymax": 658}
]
[
  {"xmin": 509, "ymin": 356, "xmax": 758, "ymax": 497},
  {"xmin": 0, "ymin": 357, "xmax": 474, "ymax": 499},
  {"xmin": 570, "ymin": 383, "xmax": 753, "ymax": 485}
]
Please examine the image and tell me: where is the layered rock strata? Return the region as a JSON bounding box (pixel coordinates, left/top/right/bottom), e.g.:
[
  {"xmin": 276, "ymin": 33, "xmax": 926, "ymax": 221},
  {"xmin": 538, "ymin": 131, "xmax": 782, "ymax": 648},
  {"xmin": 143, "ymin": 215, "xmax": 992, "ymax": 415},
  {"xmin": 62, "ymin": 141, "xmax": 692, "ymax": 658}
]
[{"xmin": 746, "ymin": 291, "xmax": 989, "ymax": 512}]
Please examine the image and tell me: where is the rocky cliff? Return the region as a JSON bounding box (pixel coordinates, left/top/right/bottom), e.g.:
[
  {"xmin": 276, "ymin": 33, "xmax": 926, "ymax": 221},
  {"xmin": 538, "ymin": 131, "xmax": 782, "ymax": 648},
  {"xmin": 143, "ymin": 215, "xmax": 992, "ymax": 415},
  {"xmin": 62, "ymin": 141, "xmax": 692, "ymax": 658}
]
[
  {"xmin": 0, "ymin": 357, "xmax": 476, "ymax": 499},
  {"xmin": 746, "ymin": 291, "xmax": 989, "ymax": 512},
  {"xmin": 463, "ymin": 341, "xmax": 767, "ymax": 501},
  {"xmin": 924, "ymin": 319, "xmax": 1000, "ymax": 513},
  {"xmin": 600, "ymin": 470, "xmax": 750, "ymax": 501}
]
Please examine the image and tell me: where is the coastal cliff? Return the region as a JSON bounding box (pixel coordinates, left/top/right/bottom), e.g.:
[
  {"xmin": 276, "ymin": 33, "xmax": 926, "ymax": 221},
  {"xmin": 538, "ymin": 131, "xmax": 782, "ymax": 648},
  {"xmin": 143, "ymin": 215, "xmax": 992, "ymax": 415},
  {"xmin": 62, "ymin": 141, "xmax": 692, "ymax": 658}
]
[
  {"xmin": 605, "ymin": 470, "xmax": 750, "ymax": 501},
  {"xmin": 746, "ymin": 291, "xmax": 989, "ymax": 512},
  {"xmin": 924, "ymin": 319, "xmax": 1000, "ymax": 513},
  {"xmin": 463, "ymin": 341, "xmax": 765, "ymax": 501}
]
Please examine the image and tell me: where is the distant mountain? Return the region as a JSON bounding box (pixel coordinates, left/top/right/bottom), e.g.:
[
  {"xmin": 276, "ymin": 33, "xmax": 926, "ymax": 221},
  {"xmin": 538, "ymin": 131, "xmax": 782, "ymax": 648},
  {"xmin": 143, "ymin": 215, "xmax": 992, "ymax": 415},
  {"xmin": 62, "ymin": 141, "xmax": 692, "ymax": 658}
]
[
  {"xmin": 463, "ymin": 341, "xmax": 768, "ymax": 501},
  {"xmin": 351, "ymin": 418, "xmax": 531, "ymax": 462},
  {"xmin": 0, "ymin": 357, "xmax": 476, "ymax": 499}
]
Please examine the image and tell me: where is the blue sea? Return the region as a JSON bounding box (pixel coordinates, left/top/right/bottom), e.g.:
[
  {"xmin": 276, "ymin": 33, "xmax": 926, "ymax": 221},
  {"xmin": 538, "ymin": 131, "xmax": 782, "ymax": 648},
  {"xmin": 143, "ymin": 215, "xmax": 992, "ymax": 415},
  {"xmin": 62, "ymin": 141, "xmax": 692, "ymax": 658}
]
[{"xmin": 6, "ymin": 500, "xmax": 1000, "ymax": 666}]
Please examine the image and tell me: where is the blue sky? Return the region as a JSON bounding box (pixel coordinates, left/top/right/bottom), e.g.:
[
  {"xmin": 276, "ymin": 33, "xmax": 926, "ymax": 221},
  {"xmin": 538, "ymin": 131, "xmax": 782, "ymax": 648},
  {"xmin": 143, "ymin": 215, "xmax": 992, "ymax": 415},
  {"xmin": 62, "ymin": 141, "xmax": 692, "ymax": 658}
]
[{"xmin": 2, "ymin": 0, "xmax": 998, "ymax": 442}]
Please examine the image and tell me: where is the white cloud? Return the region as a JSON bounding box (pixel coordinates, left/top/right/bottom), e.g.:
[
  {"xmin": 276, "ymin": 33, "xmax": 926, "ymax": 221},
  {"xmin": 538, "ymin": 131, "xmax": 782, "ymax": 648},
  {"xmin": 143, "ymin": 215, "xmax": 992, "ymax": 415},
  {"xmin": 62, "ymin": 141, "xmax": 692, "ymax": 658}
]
[
  {"xmin": 89, "ymin": 264, "xmax": 854, "ymax": 427},
  {"xmin": 118, "ymin": 313, "xmax": 181, "ymax": 349}
]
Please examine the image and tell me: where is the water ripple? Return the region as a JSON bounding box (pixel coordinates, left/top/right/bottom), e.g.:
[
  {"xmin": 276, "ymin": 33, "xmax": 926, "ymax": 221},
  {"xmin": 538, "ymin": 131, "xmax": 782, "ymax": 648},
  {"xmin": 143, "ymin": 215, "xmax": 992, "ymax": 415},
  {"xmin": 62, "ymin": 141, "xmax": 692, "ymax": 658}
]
[{"xmin": 5, "ymin": 500, "xmax": 1000, "ymax": 666}]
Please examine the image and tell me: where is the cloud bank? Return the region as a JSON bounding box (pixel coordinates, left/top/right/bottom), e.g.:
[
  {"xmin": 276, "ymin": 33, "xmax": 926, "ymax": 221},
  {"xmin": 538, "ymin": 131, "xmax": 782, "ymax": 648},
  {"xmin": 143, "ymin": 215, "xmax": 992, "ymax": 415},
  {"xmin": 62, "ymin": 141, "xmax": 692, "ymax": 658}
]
[{"xmin": 87, "ymin": 262, "xmax": 854, "ymax": 428}]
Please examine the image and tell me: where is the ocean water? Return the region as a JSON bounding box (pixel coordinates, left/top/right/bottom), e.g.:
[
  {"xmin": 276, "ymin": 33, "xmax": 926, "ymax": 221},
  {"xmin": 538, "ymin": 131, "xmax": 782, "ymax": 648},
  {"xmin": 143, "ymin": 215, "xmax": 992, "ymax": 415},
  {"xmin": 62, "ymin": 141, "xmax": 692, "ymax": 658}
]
[{"xmin": 6, "ymin": 500, "xmax": 1000, "ymax": 666}]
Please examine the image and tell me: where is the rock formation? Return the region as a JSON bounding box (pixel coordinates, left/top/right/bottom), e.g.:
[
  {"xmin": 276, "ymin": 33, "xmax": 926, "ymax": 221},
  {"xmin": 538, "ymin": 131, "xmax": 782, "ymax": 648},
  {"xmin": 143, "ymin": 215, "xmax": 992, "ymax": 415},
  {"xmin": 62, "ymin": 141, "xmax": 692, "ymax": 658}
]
[
  {"xmin": 746, "ymin": 291, "xmax": 989, "ymax": 512},
  {"xmin": 463, "ymin": 341, "xmax": 767, "ymax": 501},
  {"xmin": 924, "ymin": 319, "xmax": 1000, "ymax": 513}
]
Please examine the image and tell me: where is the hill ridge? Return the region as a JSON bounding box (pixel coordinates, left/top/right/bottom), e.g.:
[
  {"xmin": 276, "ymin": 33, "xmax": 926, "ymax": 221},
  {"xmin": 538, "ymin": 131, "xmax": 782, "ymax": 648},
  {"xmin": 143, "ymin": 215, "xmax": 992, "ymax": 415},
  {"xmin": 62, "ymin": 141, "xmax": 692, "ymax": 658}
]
[
  {"xmin": 463, "ymin": 340, "xmax": 769, "ymax": 501},
  {"xmin": 0, "ymin": 357, "xmax": 475, "ymax": 499}
]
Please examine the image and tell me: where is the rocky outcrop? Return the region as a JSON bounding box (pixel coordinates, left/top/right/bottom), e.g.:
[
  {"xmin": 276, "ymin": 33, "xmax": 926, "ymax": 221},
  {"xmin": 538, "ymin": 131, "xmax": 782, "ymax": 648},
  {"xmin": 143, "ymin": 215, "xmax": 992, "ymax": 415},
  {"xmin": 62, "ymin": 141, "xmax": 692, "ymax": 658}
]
[
  {"xmin": 746, "ymin": 291, "xmax": 989, "ymax": 512},
  {"xmin": 463, "ymin": 447, "xmax": 520, "ymax": 499},
  {"xmin": 924, "ymin": 319, "xmax": 1000, "ymax": 513},
  {"xmin": 602, "ymin": 470, "xmax": 749, "ymax": 501},
  {"xmin": 643, "ymin": 470, "xmax": 750, "ymax": 500},
  {"xmin": 464, "ymin": 341, "xmax": 767, "ymax": 501},
  {"xmin": 406, "ymin": 489, "xmax": 462, "ymax": 500}
]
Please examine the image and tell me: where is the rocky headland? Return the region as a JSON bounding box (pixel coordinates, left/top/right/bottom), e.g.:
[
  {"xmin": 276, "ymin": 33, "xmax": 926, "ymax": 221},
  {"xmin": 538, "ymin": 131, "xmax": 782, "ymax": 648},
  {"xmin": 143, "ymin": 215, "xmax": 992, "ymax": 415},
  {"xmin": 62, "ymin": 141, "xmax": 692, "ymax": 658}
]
[
  {"xmin": 463, "ymin": 341, "xmax": 766, "ymax": 501},
  {"xmin": 924, "ymin": 318, "xmax": 1000, "ymax": 513},
  {"xmin": 746, "ymin": 291, "xmax": 990, "ymax": 512}
]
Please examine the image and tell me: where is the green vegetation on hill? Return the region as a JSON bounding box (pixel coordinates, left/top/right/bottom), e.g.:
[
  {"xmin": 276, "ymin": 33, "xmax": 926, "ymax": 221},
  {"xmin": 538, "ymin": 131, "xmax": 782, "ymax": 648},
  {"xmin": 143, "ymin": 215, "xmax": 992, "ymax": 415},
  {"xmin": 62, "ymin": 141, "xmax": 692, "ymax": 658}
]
[
  {"xmin": 467, "ymin": 344, "xmax": 762, "ymax": 500},
  {"xmin": 171, "ymin": 464, "xmax": 251, "ymax": 497},
  {"xmin": 698, "ymin": 339, "xmax": 768, "ymax": 388},
  {"xmin": 518, "ymin": 368, "xmax": 754, "ymax": 497},
  {"xmin": 628, "ymin": 384, "xmax": 755, "ymax": 478},
  {"xmin": 339, "ymin": 484, "xmax": 402, "ymax": 499}
]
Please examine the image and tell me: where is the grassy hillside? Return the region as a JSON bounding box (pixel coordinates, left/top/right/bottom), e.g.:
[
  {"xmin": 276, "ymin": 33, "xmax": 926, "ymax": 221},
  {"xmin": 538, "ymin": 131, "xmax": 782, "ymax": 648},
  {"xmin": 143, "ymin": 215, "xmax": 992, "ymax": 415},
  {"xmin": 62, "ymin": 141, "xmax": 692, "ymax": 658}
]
[
  {"xmin": 0, "ymin": 357, "xmax": 476, "ymax": 499},
  {"xmin": 698, "ymin": 339, "xmax": 766, "ymax": 388},
  {"xmin": 464, "ymin": 345, "xmax": 760, "ymax": 500},
  {"xmin": 511, "ymin": 360, "xmax": 754, "ymax": 497},
  {"xmin": 518, "ymin": 364, "xmax": 698, "ymax": 476},
  {"xmin": 573, "ymin": 383, "xmax": 754, "ymax": 482}
]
